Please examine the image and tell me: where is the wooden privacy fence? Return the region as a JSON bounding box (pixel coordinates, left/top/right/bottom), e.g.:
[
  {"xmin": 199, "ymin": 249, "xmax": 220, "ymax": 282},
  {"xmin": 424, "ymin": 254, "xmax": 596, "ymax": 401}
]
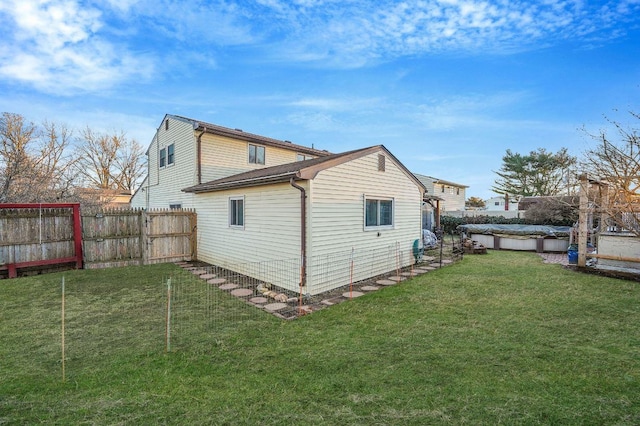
[{"xmin": 0, "ymin": 204, "xmax": 197, "ymax": 277}]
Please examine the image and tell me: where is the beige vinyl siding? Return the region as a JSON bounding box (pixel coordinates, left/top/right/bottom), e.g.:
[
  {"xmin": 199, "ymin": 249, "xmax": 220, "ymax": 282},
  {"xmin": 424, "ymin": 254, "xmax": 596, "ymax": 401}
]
[
  {"xmin": 193, "ymin": 182, "xmax": 303, "ymax": 292},
  {"xmin": 200, "ymin": 134, "xmax": 305, "ymax": 183},
  {"xmin": 143, "ymin": 116, "xmax": 198, "ymax": 209},
  {"xmin": 308, "ymin": 152, "xmax": 422, "ymax": 293},
  {"xmin": 436, "ymin": 184, "xmax": 466, "ymax": 211}
]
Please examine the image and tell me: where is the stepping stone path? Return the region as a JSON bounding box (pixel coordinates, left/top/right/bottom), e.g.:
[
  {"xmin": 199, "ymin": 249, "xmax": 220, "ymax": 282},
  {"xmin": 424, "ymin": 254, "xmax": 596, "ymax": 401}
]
[
  {"xmin": 401, "ymin": 271, "xmax": 419, "ymax": 277},
  {"xmin": 413, "ymin": 268, "xmax": 430, "ymax": 273},
  {"xmin": 208, "ymin": 278, "xmax": 226, "ymax": 285},
  {"xmin": 343, "ymin": 291, "xmax": 364, "ymax": 298},
  {"xmin": 219, "ymin": 283, "xmax": 238, "ymax": 290},
  {"xmin": 249, "ymin": 297, "xmax": 268, "ymax": 304},
  {"xmin": 429, "ymin": 263, "xmax": 442, "ymax": 268},
  {"xmin": 192, "ymin": 269, "xmax": 208, "ymax": 275},
  {"xmin": 361, "ymin": 285, "xmax": 380, "ymax": 291},
  {"xmin": 230, "ymin": 288, "xmax": 253, "ymax": 297},
  {"xmin": 423, "ymin": 256, "xmax": 436, "ymax": 262},
  {"xmin": 200, "ymin": 273, "xmax": 216, "ymax": 280},
  {"xmin": 387, "ymin": 276, "xmax": 405, "ymax": 282},
  {"xmin": 263, "ymin": 302, "xmax": 288, "ymax": 312},
  {"xmin": 376, "ymin": 279, "xmax": 397, "ymax": 286}
]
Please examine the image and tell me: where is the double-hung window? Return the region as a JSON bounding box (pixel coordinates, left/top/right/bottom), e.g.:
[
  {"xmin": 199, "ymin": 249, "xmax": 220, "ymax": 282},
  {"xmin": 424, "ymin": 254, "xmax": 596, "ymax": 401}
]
[
  {"xmin": 249, "ymin": 144, "xmax": 265, "ymax": 165},
  {"xmin": 167, "ymin": 143, "xmax": 175, "ymax": 165},
  {"xmin": 159, "ymin": 148, "xmax": 166, "ymax": 168},
  {"xmin": 229, "ymin": 197, "xmax": 244, "ymax": 228},
  {"xmin": 365, "ymin": 197, "xmax": 393, "ymax": 228}
]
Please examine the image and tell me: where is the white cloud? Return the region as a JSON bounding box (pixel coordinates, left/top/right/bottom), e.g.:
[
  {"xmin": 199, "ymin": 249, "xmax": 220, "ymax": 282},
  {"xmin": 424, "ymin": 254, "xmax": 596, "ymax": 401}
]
[
  {"xmin": 254, "ymin": 0, "xmax": 640, "ymax": 67},
  {"xmin": 0, "ymin": 0, "xmax": 153, "ymax": 94}
]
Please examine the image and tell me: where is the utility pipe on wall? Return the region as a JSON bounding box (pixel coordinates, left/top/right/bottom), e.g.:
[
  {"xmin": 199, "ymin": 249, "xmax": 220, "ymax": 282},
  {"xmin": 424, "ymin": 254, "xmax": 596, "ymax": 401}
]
[{"xmin": 290, "ymin": 178, "xmax": 307, "ymax": 288}]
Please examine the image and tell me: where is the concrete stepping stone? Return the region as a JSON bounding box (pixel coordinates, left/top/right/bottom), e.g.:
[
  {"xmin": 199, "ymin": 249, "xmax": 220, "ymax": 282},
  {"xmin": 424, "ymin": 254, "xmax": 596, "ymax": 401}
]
[
  {"xmin": 423, "ymin": 256, "xmax": 436, "ymax": 262},
  {"xmin": 264, "ymin": 302, "xmax": 288, "ymax": 312},
  {"xmin": 249, "ymin": 296, "xmax": 268, "ymax": 304},
  {"xmin": 192, "ymin": 269, "xmax": 208, "ymax": 275},
  {"xmin": 343, "ymin": 291, "xmax": 364, "ymax": 298},
  {"xmin": 208, "ymin": 278, "xmax": 226, "ymax": 285},
  {"xmin": 376, "ymin": 279, "xmax": 397, "ymax": 286},
  {"xmin": 200, "ymin": 273, "xmax": 216, "ymax": 280},
  {"xmin": 429, "ymin": 263, "xmax": 442, "ymax": 268},
  {"xmin": 413, "ymin": 268, "xmax": 430, "ymax": 273},
  {"xmin": 401, "ymin": 271, "xmax": 419, "ymax": 277},
  {"xmin": 441, "ymin": 259, "xmax": 453, "ymax": 264},
  {"xmin": 387, "ymin": 276, "xmax": 405, "ymax": 282},
  {"xmin": 219, "ymin": 283, "xmax": 238, "ymax": 290},
  {"xmin": 361, "ymin": 285, "xmax": 380, "ymax": 291},
  {"xmin": 230, "ymin": 288, "xmax": 253, "ymax": 297}
]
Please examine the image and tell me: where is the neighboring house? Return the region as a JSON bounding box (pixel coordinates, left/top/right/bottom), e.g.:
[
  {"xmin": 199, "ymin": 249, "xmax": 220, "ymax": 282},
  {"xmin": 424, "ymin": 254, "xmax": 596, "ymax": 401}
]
[
  {"xmin": 414, "ymin": 174, "xmax": 467, "ymax": 212},
  {"xmin": 133, "ymin": 115, "xmax": 425, "ymax": 294},
  {"xmin": 485, "ymin": 196, "xmax": 519, "ymax": 212},
  {"xmin": 130, "ymin": 114, "xmax": 330, "ymax": 210},
  {"xmin": 77, "ymin": 188, "xmax": 132, "ymax": 208},
  {"xmin": 414, "ymin": 174, "xmax": 468, "ymax": 231}
]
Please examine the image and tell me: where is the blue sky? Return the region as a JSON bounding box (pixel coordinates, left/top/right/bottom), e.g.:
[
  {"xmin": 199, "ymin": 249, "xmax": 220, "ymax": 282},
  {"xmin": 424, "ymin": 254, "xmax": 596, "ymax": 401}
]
[{"xmin": 1, "ymin": 0, "xmax": 639, "ymax": 200}]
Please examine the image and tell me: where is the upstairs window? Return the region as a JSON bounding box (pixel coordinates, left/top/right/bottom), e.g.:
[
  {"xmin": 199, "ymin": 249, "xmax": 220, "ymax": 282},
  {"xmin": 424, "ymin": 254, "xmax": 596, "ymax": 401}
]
[
  {"xmin": 297, "ymin": 153, "xmax": 313, "ymax": 161},
  {"xmin": 441, "ymin": 184, "xmax": 445, "ymax": 193},
  {"xmin": 365, "ymin": 198, "xmax": 393, "ymax": 228},
  {"xmin": 167, "ymin": 143, "xmax": 175, "ymax": 165},
  {"xmin": 249, "ymin": 144, "xmax": 265, "ymax": 165},
  {"xmin": 159, "ymin": 148, "xmax": 166, "ymax": 168},
  {"xmin": 378, "ymin": 154, "xmax": 385, "ymax": 172},
  {"xmin": 229, "ymin": 197, "xmax": 244, "ymax": 228}
]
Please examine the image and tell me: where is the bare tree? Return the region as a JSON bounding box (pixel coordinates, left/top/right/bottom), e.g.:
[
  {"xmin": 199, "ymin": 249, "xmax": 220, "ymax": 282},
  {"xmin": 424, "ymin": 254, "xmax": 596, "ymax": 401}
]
[
  {"xmin": 0, "ymin": 112, "xmax": 77, "ymax": 203},
  {"xmin": 75, "ymin": 128, "xmax": 144, "ymax": 192},
  {"xmin": 582, "ymin": 111, "xmax": 640, "ymax": 235}
]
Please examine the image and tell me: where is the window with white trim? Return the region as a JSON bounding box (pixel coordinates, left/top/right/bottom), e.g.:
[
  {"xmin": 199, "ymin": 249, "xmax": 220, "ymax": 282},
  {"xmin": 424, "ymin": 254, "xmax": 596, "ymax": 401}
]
[
  {"xmin": 159, "ymin": 148, "xmax": 166, "ymax": 168},
  {"xmin": 365, "ymin": 197, "xmax": 393, "ymax": 228},
  {"xmin": 249, "ymin": 144, "xmax": 265, "ymax": 164},
  {"xmin": 167, "ymin": 143, "xmax": 175, "ymax": 165},
  {"xmin": 229, "ymin": 197, "xmax": 244, "ymax": 227}
]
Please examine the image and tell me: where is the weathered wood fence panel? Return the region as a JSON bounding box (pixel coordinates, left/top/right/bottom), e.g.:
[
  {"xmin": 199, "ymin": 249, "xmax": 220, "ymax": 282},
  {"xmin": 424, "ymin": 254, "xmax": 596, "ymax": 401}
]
[
  {"xmin": 144, "ymin": 210, "xmax": 197, "ymax": 265},
  {"xmin": 82, "ymin": 209, "xmax": 145, "ymax": 269},
  {"xmin": 82, "ymin": 208, "xmax": 197, "ymax": 269},
  {"xmin": 0, "ymin": 207, "xmax": 76, "ymax": 264},
  {"xmin": 0, "ymin": 206, "xmax": 197, "ymax": 276}
]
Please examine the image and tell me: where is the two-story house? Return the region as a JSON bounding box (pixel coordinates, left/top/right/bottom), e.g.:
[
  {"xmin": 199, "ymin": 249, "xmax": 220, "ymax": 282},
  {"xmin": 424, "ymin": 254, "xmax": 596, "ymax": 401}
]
[
  {"xmin": 414, "ymin": 173, "xmax": 468, "ymax": 231},
  {"xmin": 131, "ymin": 114, "xmax": 425, "ymax": 295}
]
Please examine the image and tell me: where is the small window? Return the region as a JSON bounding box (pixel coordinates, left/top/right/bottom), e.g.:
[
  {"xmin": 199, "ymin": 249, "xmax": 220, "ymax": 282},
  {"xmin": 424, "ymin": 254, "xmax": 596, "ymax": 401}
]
[
  {"xmin": 441, "ymin": 184, "xmax": 445, "ymax": 193},
  {"xmin": 365, "ymin": 198, "xmax": 393, "ymax": 228},
  {"xmin": 456, "ymin": 188, "xmax": 460, "ymax": 195},
  {"xmin": 159, "ymin": 148, "xmax": 166, "ymax": 168},
  {"xmin": 230, "ymin": 197, "xmax": 244, "ymax": 227},
  {"xmin": 249, "ymin": 144, "xmax": 265, "ymax": 165},
  {"xmin": 495, "ymin": 201, "xmax": 500, "ymax": 206},
  {"xmin": 297, "ymin": 154, "xmax": 313, "ymax": 161},
  {"xmin": 167, "ymin": 143, "xmax": 175, "ymax": 165},
  {"xmin": 169, "ymin": 203, "xmax": 182, "ymax": 209},
  {"xmin": 378, "ymin": 154, "xmax": 385, "ymax": 172}
]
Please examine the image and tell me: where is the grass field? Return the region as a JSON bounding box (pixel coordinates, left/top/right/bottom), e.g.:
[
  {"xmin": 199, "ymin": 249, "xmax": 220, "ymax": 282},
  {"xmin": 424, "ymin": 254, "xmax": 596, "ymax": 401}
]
[{"xmin": 1, "ymin": 251, "xmax": 639, "ymax": 425}]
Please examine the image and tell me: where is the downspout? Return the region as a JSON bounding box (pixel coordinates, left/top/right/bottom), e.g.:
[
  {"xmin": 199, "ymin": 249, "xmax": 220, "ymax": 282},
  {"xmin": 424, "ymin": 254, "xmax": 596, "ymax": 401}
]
[
  {"xmin": 196, "ymin": 127, "xmax": 206, "ymax": 184},
  {"xmin": 290, "ymin": 178, "xmax": 307, "ymax": 288}
]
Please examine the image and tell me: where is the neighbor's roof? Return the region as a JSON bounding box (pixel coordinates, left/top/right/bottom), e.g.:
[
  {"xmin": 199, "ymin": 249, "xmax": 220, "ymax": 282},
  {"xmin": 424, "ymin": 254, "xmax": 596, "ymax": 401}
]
[
  {"xmin": 168, "ymin": 114, "xmax": 331, "ymax": 158},
  {"xmin": 413, "ymin": 173, "xmax": 469, "ymax": 189},
  {"xmin": 183, "ymin": 145, "xmax": 426, "ymax": 194}
]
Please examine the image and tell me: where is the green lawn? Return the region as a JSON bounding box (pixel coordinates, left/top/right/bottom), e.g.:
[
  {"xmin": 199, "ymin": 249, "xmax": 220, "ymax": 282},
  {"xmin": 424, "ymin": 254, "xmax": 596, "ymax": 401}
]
[{"xmin": 1, "ymin": 251, "xmax": 639, "ymax": 425}]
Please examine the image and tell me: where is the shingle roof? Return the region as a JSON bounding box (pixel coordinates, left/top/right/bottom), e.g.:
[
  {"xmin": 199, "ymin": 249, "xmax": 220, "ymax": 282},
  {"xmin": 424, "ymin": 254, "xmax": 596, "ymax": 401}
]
[
  {"xmin": 169, "ymin": 114, "xmax": 331, "ymax": 157},
  {"xmin": 183, "ymin": 145, "xmax": 426, "ymax": 194}
]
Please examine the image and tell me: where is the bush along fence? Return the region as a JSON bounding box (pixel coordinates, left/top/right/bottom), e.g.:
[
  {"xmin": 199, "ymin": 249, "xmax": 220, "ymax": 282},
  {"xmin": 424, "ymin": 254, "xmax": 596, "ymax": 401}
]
[{"xmin": 0, "ymin": 203, "xmax": 197, "ymax": 278}]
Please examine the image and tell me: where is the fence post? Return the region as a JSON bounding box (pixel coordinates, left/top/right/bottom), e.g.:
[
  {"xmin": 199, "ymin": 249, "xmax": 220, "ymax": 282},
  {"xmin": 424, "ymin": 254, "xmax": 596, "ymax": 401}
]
[
  {"xmin": 61, "ymin": 276, "xmax": 66, "ymax": 382},
  {"xmin": 165, "ymin": 277, "xmax": 172, "ymax": 352},
  {"xmin": 141, "ymin": 210, "xmax": 149, "ymax": 265}
]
